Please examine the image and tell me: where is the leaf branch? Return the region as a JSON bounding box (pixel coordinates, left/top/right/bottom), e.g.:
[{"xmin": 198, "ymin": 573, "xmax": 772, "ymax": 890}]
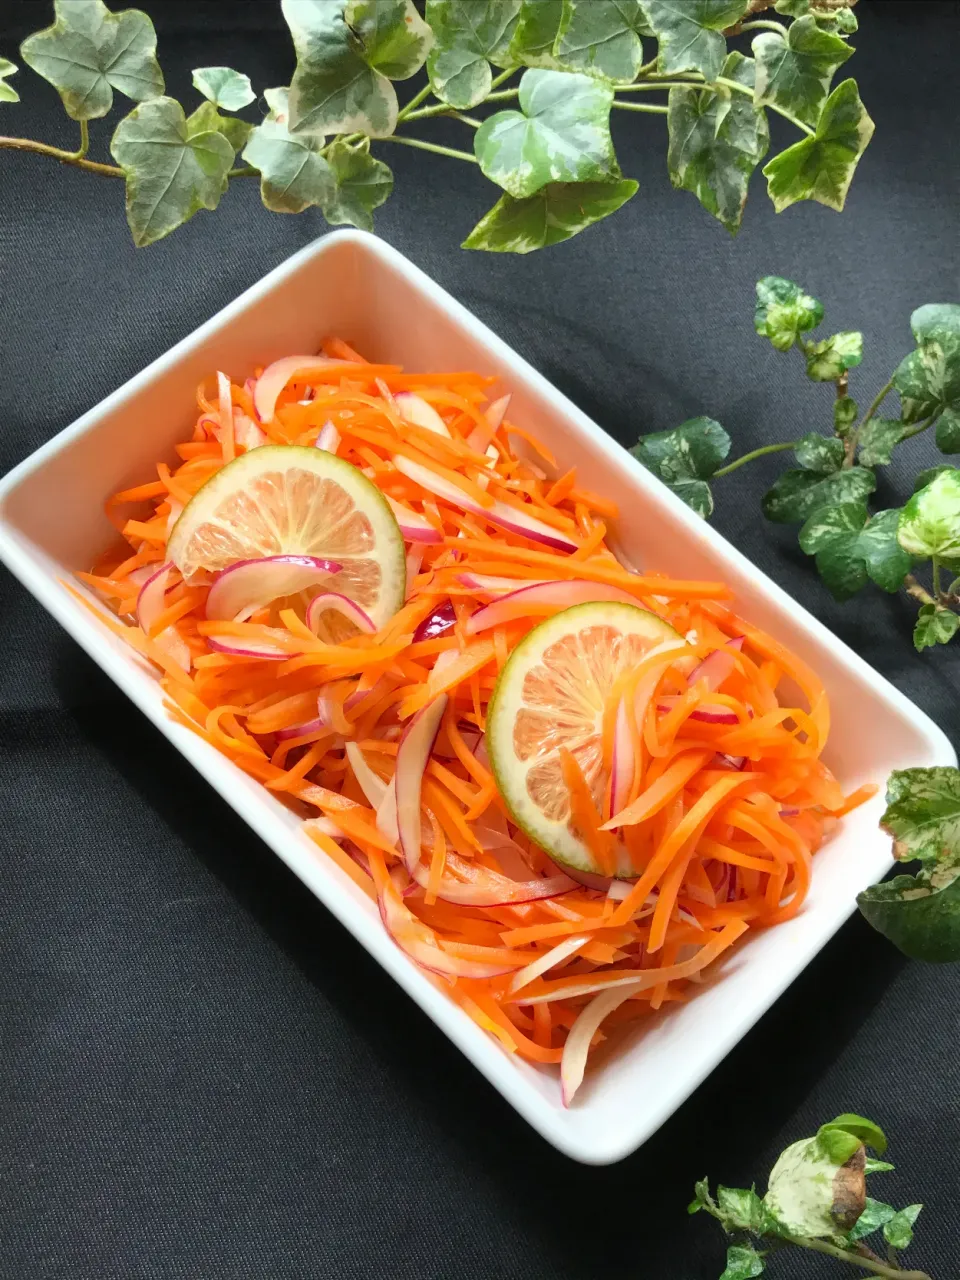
[
  {"xmin": 713, "ymin": 441, "xmax": 796, "ymax": 477},
  {"xmin": 779, "ymin": 1231, "xmax": 932, "ymax": 1280},
  {"xmin": 0, "ymin": 134, "xmax": 122, "ymax": 176}
]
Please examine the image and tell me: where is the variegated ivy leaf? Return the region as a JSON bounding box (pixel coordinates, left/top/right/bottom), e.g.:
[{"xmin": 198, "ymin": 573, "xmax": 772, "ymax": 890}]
[
  {"xmin": 192, "ymin": 66, "xmax": 255, "ymax": 111},
  {"xmin": 752, "ymin": 14, "xmax": 852, "ymax": 129},
  {"xmin": 110, "ymin": 96, "xmax": 234, "ymax": 246},
  {"xmin": 859, "ymin": 861, "xmax": 960, "ymax": 958},
  {"xmin": 554, "ymin": 0, "xmax": 648, "ymax": 82},
  {"xmin": 763, "ymin": 78, "xmax": 874, "ymax": 213},
  {"xmin": 425, "ymin": 0, "xmax": 521, "ymax": 110},
  {"xmin": 719, "ymin": 1244, "xmax": 765, "ymax": 1280},
  {"xmin": 794, "ymin": 432, "xmax": 843, "ymax": 473},
  {"xmin": 323, "ymin": 138, "xmax": 393, "ymax": 231},
  {"xmin": 509, "ymin": 0, "xmax": 566, "ymax": 69},
  {"xmin": 848, "ymin": 1197, "xmax": 897, "ymax": 1243},
  {"xmin": 857, "ymin": 418, "xmax": 906, "ymax": 467},
  {"xmin": 762, "ymin": 463, "xmax": 875, "ymax": 523},
  {"xmin": 630, "ymin": 416, "xmax": 731, "ymax": 517},
  {"xmin": 188, "ymin": 100, "xmax": 251, "ymax": 154},
  {"xmin": 799, "ymin": 504, "xmax": 912, "ymax": 599},
  {"xmin": 462, "ymin": 177, "xmax": 637, "ymax": 253},
  {"xmin": 884, "ymin": 1204, "xmax": 923, "ymax": 1249},
  {"xmin": 892, "ymin": 304, "xmax": 960, "ymax": 449},
  {"xmin": 763, "ymin": 1133, "xmax": 865, "ymax": 1239},
  {"xmin": 667, "ymin": 51, "xmax": 769, "ymax": 234},
  {"xmin": 20, "ymin": 0, "xmax": 163, "ymax": 121},
  {"xmin": 804, "ymin": 329, "xmax": 862, "ymax": 380},
  {"xmin": 754, "ymin": 276, "xmax": 823, "ymax": 350},
  {"xmin": 880, "ymin": 767, "xmax": 960, "ymax": 866},
  {"xmin": 474, "ymin": 69, "xmax": 618, "ymax": 199},
  {"xmin": 639, "ymin": 0, "xmax": 746, "ymax": 84},
  {"xmin": 0, "ymin": 56, "xmax": 19, "ymax": 103},
  {"xmin": 776, "ymin": 0, "xmax": 858, "ymax": 32},
  {"xmin": 242, "ymin": 96, "xmax": 334, "ymax": 214},
  {"xmin": 834, "ymin": 394, "xmax": 857, "ymax": 434},
  {"xmin": 898, "ymin": 468, "xmax": 960, "ymax": 560},
  {"xmin": 282, "ymin": 0, "xmax": 432, "ymax": 138}
]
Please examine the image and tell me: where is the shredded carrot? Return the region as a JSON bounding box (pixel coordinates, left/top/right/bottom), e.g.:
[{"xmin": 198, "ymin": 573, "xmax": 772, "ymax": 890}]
[{"xmin": 73, "ymin": 339, "xmax": 868, "ymax": 1092}]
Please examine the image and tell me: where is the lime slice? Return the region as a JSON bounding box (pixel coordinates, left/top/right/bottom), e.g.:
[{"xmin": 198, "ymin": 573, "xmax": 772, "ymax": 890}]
[
  {"xmin": 167, "ymin": 445, "xmax": 406, "ymax": 630},
  {"xmin": 487, "ymin": 601, "xmax": 683, "ymax": 874}
]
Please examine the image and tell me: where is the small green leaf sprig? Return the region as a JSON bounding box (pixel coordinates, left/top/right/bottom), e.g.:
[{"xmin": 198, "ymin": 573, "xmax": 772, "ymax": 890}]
[
  {"xmin": 631, "ymin": 279, "xmax": 960, "ymax": 653},
  {"xmin": 1, "ymin": 0, "xmax": 868, "ymax": 250},
  {"xmin": 691, "ymin": 1114, "xmax": 931, "ymax": 1280}
]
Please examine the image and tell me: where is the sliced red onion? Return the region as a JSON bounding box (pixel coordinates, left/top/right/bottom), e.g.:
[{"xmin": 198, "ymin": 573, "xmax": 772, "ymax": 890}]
[
  {"xmin": 206, "ymin": 555, "xmax": 343, "ymax": 623},
  {"xmin": 205, "ymin": 634, "xmax": 293, "ymax": 660},
  {"xmin": 405, "ymin": 548, "xmax": 423, "ymax": 596},
  {"xmin": 466, "ymin": 393, "xmax": 511, "ymax": 452},
  {"xmin": 137, "ymin": 562, "xmax": 175, "ymax": 634},
  {"xmin": 316, "ymin": 420, "xmax": 341, "ymax": 453},
  {"xmin": 377, "ymin": 775, "xmax": 399, "ymax": 844},
  {"xmin": 378, "ymin": 869, "xmax": 515, "ymax": 979},
  {"xmin": 243, "ymin": 377, "xmax": 260, "ymax": 419},
  {"xmin": 394, "ymin": 391, "xmax": 451, "ymax": 437},
  {"xmin": 779, "ymin": 805, "xmax": 801, "ymax": 817},
  {"xmin": 384, "ymin": 494, "xmax": 442, "ymax": 544},
  {"xmin": 275, "ymin": 695, "xmax": 329, "ymax": 743},
  {"xmin": 714, "ymin": 753, "xmax": 747, "ymax": 770},
  {"xmin": 394, "ymin": 454, "xmax": 578, "ymax": 553},
  {"xmin": 305, "ymin": 815, "xmax": 346, "ymax": 840},
  {"xmin": 604, "ymin": 535, "xmax": 642, "ymax": 575},
  {"xmin": 304, "ymin": 591, "xmax": 376, "ymax": 636},
  {"xmin": 608, "ymin": 696, "xmax": 634, "ymax": 822},
  {"xmin": 606, "ymin": 879, "xmax": 635, "ymax": 903},
  {"xmin": 254, "ymin": 354, "xmax": 351, "ymax": 422},
  {"xmin": 412, "ymin": 600, "xmax": 457, "ymax": 643},
  {"xmin": 510, "ymin": 932, "xmax": 592, "ymax": 995},
  {"xmin": 562, "ymin": 985, "xmax": 642, "ymax": 1106},
  {"xmin": 217, "ymin": 371, "xmax": 234, "ymax": 452},
  {"xmin": 475, "ymin": 442, "xmax": 500, "ymax": 493},
  {"xmin": 409, "ymin": 851, "xmax": 575, "ymax": 907},
  {"xmin": 234, "ymin": 411, "xmax": 266, "ymax": 451},
  {"xmin": 165, "ymin": 499, "xmax": 184, "ymax": 540},
  {"xmin": 458, "ymin": 573, "xmax": 548, "ymax": 594},
  {"xmin": 126, "ymin": 564, "xmax": 158, "ymax": 590},
  {"xmin": 658, "ymin": 697, "xmax": 739, "ymax": 725},
  {"xmin": 345, "ymin": 741, "xmax": 389, "ymax": 810},
  {"xmin": 396, "ymin": 694, "xmax": 448, "ymax": 872},
  {"xmin": 465, "ymin": 579, "xmax": 641, "ymax": 635},
  {"xmin": 687, "ymin": 636, "xmax": 745, "ymax": 692}
]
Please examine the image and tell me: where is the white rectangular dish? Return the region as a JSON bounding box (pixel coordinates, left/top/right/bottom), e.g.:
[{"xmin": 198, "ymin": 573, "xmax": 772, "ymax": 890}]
[{"xmin": 0, "ymin": 230, "xmax": 953, "ymax": 1165}]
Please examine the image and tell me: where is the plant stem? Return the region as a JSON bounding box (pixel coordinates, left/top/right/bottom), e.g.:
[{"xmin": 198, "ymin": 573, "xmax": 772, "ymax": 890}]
[
  {"xmin": 612, "ymin": 101, "xmax": 669, "ymax": 114},
  {"xmin": 616, "ymin": 81, "xmax": 684, "ymax": 92},
  {"xmin": 378, "ymin": 135, "xmax": 478, "ymax": 163},
  {"xmin": 489, "ymin": 68, "xmax": 515, "ymax": 90},
  {"xmin": 781, "ymin": 1232, "xmax": 932, "ymax": 1280},
  {"xmin": 738, "ymin": 19, "xmax": 787, "ymax": 32},
  {"xmin": 73, "ymin": 119, "xmax": 90, "ymax": 160},
  {"xmin": 636, "ymin": 56, "xmax": 659, "ymax": 76},
  {"xmin": 228, "ymin": 166, "xmax": 258, "ymax": 178},
  {"xmin": 846, "ymin": 378, "xmax": 896, "ymax": 465},
  {"xmin": 713, "ymin": 441, "xmax": 796, "ymax": 477},
  {"xmin": 715, "ymin": 75, "xmax": 815, "ymax": 135},
  {"xmin": 904, "ymin": 574, "xmax": 936, "ymax": 607},
  {"xmin": 396, "ymin": 82, "xmax": 434, "ymax": 123},
  {"xmin": 0, "ymin": 134, "xmax": 123, "ymax": 176},
  {"xmin": 932, "ymin": 556, "xmax": 943, "ymax": 600},
  {"xmin": 901, "ymin": 415, "xmax": 937, "ymax": 442},
  {"xmin": 483, "ymin": 88, "xmax": 520, "ymax": 103}
]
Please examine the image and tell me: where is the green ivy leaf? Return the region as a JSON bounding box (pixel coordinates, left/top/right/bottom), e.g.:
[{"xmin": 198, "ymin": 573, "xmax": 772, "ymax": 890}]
[
  {"xmin": 322, "ymin": 137, "xmax": 393, "ymax": 230},
  {"xmin": 834, "ymin": 395, "xmax": 858, "ymax": 435},
  {"xmin": 688, "ymin": 1176, "xmax": 712, "ymax": 1214},
  {"xmin": 630, "ymin": 416, "xmax": 731, "ymax": 517},
  {"xmin": 425, "ymin": 0, "xmax": 520, "ymax": 110},
  {"xmin": 754, "ymin": 276, "xmax": 823, "ymax": 351},
  {"xmin": 110, "ymin": 95, "xmax": 234, "ymax": 247},
  {"xmin": 554, "ymin": 0, "xmax": 648, "ymax": 82},
  {"xmin": 717, "ymin": 1187, "xmax": 767, "ymax": 1232},
  {"xmin": 191, "ymin": 66, "xmax": 255, "ymax": 111},
  {"xmin": 667, "ymin": 51, "xmax": 769, "ymax": 234},
  {"xmin": 639, "ymin": 0, "xmax": 746, "ymax": 84},
  {"xmin": 892, "ymin": 303, "xmax": 960, "ymax": 435},
  {"xmin": 804, "ymin": 330, "xmax": 863, "ymax": 381},
  {"xmin": 898, "ymin": 468, "xmax": 960, "ymax": 560},
  {"xmin": 763, "ymin": 464, "xmax": 875, "ymax": 523},
  {"xmin": 719, "ymin": 1243, "xmax": 765, "ymax": 1280},
  {"xmin": 864, "ymin": 1159, "xmax": 895, "ymax": 1175},
  {"xmin": 848, "ymin": 1197, "xmax": 897, "ymax": 1243},
  {"xmin": 0, "ymin": 56, "xmax": 19, "ymax": 103},
  {"xmin": 462, "ymin": 177, "xmax": 637, "ymax": 252},
  {"xmin": 880, "ymin": 767, "xmax": 960, "ymax": 866},
  {"xmin": 474, "ymin": 68, "xmax": 618, "ymax": 199},
  {"xmin": 242, "ymin": 96, "xmax": 334, "ymax": 214},
  {"xmin": 795, "ymin": 432, "xmax": 843, "ymax": 472},
  {"xmin": 858, "ymin": 418, "xmax": 905, "ymax": 467},
  {"xmin": 774, "ymin": 0, "xmax": 858, "ymax": 33},
  {"xmin": 799, "ymin": 504, "xmax": 910, "ymax": 599},
  {"xmin": 763, "ymin": 78, "xmax": 874, "ymax": 213},
  {"xmin": 859, "ymin": 865, "xmax": 960, "ymax": 959},
  {"xmin": 752, "ymin": 14, "xmax": 852, "ymax": 128},
  {"xmin": 914, "ymin": 465, "xmax": 957, "ymax": 493},
  {"xmin": 509, "ymin": 0, "xmax": 566, "ymax": 68},
  {"xmin": 187, "ymin": 100, "xmax": 250, "ymax": 153},
  {"xmin": 20, "ymin": 0, "xmax": 164, "ymax": 121},
  {"xmin": 884, "ymin": 1204, "xmax": 922, "ymax": 1250},
  {"xmin": 820, "ymin": 1115, "xmax": 887, "ymax": 1157},
  {"xmin": 282, "ymin": 0, "xmax": 432, "ymax": 138}
]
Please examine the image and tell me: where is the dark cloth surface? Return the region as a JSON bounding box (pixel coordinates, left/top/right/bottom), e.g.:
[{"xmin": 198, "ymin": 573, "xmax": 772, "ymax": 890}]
[{"xmin": 2, "ymin": 3, "xmax": 959, "ymax": 1277}]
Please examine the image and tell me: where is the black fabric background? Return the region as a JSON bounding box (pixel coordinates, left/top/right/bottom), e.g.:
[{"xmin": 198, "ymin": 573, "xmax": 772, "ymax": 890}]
[{"xmin": 2, "ymin": 3, "xmax": 959, "ymax": 1277}]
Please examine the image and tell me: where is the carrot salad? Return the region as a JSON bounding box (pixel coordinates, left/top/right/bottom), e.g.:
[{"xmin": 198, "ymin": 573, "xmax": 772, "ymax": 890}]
[{"xmin": 74, "ymin": 337, "xmax": 873, "ymax": 1105}]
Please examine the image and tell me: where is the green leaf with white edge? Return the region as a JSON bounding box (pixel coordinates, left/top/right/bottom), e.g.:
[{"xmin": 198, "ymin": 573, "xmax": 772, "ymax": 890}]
[
  {"xmin": 752, "ymin": 14, "xmax": 852, "ymax": 129},
  {"xmin": 884, "ymin": 1204, "xmax": 922, "ymax": 1250},
  {"xmin": 775, "ymin": 0, "xmax": 859, "ymax": 32},
  {"xmin": 717, "ymin": 1186, "xmax": 767, "ymax": 1232},
  {"xmin": 667, "ymin": 51, "xmax": 769, "ymax": 234},
  {"xmin": 639, "ymin": 0, "xmax": 746, "ymax": 84},
  {"xmin": 914, "ymin": 465, "xmax": 957, "ymax": 494},
  {"xmin": 898, "ymin": 468, "xmax": 960, "ymax": 560},
  {"xmin": 880, "ymin": 766, "xmax": 960, "ymax": 867},
  {"xmin": 864, "ymin": 1159, "xmax": 895, "ymax": 1175},
  {"xmin": 763, "ymin": 78, "xmax": 874, "ymax": 213},
  {"xmin": 688, "ymin": 1177, "xmax": 713, "ymax": 1214},
  {"xmin": 282, "ymin": 0, "xmax": 431, "ymax": 139},
  {"xmin": 834, "ymin": 395, "xmax": 857, "ymax": 435},
  {"xmin": 554, "ymin": 0, "xmax": 648, "ymax": 82},
  {"xmin": 462, "ymin": 177, "xmax": 637, "ymax": 253},
  {"xmin": 0, "ymin": 56, "xmax": 19, "ymax": 103},
  {"xmin": 763, "ymin": 1135, "xmax": 856, "ymax": 1238},
  {"xmin": 820, "ymin": 1115, "xmax": 887, "ymax": 1157},
  {"xmin": 630, "ymin": 417, "xmax": 730, "ymax": 506},
  {"xmin": 425, "ymin": 0, "xmax": 520, "ymax": 110},
  {"xmin": 858, "ymin": 418, "xmax": 905, "ymax": 467},
  {"xmin": 754, "ymin": 276, "xmax": 823, "ymax": 351},
  {"xmin": 509, "ymin": 0, "xmax": 565, "ymax": 68},
  {"xmin": 474, "ymin": 68, "xmax": 618, "ymax": 199},
  {"xmin": 192, "ymin": 66, "xmax": 255, "ymax": 111},
  {"xmin": 241, "ymin": 108, "xmax": 334, "ymax": 214},
  {"xmin": 847, "ymin": 1197, "xmax": 897, "ymax": 1243},
  {"xmin": 322, "ymin": 138, "xmax": 393, "ymax": 231},
  {"xmin": 719, "ymin": 1243, "xmax": 765, "ymax": 1280},
  {"xmin": 20, "ymin": 0, "xmax": 163, "ymax": 121},
  {"xmin": 187, "ymin": 100, "xmax": 250, "ymax": 154},
  {"xmin": 859, "ymin": 863, "xmax": 960, "ymax": 959},
  {"xmin": 935, "ymin": 410, "xmax": 960, "ymax": 453},
  {"xmin": 892, "ymin": 303, "xmax": 960, "ymax": 429},
  {"xmin": 856, "ymin": 509, "xmax": 914, "ymax": 592},
  {"xmin": 795, "ymin": 432, "xmax": 843, "ymax": 473},
  {"xmin": 805, "ymin": 330, "xmax": 863, "ymax": 381},
  {"xmin": 110, "ymin": 95, "xmax": 234, "ymax": 247},
  {"xmin": 762, "ymin": 464, "xmax": 875, "ymax": 523},
  {"xmin": 800, "ymin": 506, "xmax": 911, "ymax": 599}
]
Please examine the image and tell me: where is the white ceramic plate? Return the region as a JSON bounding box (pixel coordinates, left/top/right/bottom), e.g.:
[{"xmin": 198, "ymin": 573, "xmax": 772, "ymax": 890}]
[{"xmin": 0, "ymin": 231, "xmax": 953, "ymax": 1164}]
